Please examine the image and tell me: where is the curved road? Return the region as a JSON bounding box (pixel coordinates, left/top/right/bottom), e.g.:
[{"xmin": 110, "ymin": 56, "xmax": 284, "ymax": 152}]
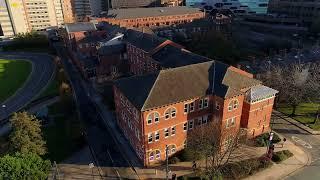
[{"xmin": 0, "ymin": 52, "xmax": 55, "ymax": 122}]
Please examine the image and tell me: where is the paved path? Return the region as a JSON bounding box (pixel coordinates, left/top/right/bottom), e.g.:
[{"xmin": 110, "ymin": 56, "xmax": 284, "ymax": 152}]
[
  {"xmin": 0, "ymin": 53, "xmax": 55, "ymax": 122},
  {"xmin": 271, "ymin": 112, "xmax": 320, "ymax": 180}
]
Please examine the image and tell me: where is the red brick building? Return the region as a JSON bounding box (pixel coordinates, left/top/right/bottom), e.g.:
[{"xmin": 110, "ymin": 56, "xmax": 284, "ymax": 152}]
[
  {"xmin": 125, "ymin": 29, "xmax": 212, "ymax": 75},
  {"xmin": 113, "ymin": 61, "xmax": 278, "ymax": 166},
  {"xmin": 92, "ymin": 6, "xmax": 205, "ymax": 28}
]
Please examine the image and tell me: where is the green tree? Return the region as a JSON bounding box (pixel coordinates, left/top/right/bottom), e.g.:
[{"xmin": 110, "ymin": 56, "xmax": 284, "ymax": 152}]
[
  {"xmin": 9, "ymin": 112, "xmax": 47, "ymax": 155},
  {"xmin": 0, "ymin": 153, "xmax": 51, "ymax": 180},
  {"xmin": 59, "ymin": 82, "xmax": 74, "ymax": 115}
]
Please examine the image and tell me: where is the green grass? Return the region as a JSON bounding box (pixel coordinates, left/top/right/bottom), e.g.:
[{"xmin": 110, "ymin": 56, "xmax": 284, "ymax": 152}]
[
  {"xmin": 0, "ymin": 59, "xmax": 32, "ymax": 102},
  {"xmin": 43, "ymin": 102, "xmax": 84, "ymax": 162},
  {"xmin": 278, "ymin": 103, "xmax": 320, "ymax": 130}
]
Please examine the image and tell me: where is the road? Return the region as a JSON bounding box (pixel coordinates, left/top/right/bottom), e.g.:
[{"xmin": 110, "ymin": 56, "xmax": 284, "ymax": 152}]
[
  {"xmin": 271, "ymin": 112, "xmax": 320, "ymax": 180},
  {"xmin": 53, "ymin": 42, "xmax": 137, "ymax": 178},
  {"xmin": 0, "ymin": 53, "xmax": 55, "ymax": 122}
]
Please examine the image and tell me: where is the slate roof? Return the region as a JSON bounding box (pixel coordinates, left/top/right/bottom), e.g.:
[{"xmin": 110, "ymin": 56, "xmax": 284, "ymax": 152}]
[
  {"xmin": 125, "ymin": 29, "xmax": 166, "ymax": 52},
  {"xmin": 98, "ymin": 44, "xmax": 126, "ymax": 56},
  {"xmin": 152, "ymin": 45, "xmax": 211, "ymax": 68},
  {"xmin": 77, "ymin": 35, "xmax": 106, "ymax": 44},
  {"xmin": 104, "ymin": 6, "xmax": 203, "ymax": 19},
  {"xmin": 115, "ymin": 61, "xmax": 262, "ymax": 111},
  {"xmin": 245, "ymin": 85, "xmax": 279, "ymax": 103},
  {"xmin": 65, "ymin": 22, "xmax": 96, "ymax": 33}
]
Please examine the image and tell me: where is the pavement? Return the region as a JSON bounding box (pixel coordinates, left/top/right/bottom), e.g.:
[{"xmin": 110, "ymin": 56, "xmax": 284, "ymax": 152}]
[
  {"xmin": 271, "ymin": 111, "xmax": 320, "ymax": 180},
  {"xmin": 0, "ymin": 52, "xmax": 55, "ymax": 122},
  {"xmin": 52, "ymin": 41, "xmax": 141, "ymax": 179}
]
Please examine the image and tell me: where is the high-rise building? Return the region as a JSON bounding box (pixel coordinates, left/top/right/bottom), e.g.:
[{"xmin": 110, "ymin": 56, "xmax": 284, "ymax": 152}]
[
  {"xmin": 73, "ymin": 0, "xmax": 91, "ymax": 21},
  {"xmin": 0, "ymin": 0, "xmax": 66, "ymax": 37},
  {"xmin": 268, "ymin": 0, "xmax": 320, "ymax": 23},
  {"xmin": 186, "ymin": 0, "xmax": 269, "ymax": 15}
]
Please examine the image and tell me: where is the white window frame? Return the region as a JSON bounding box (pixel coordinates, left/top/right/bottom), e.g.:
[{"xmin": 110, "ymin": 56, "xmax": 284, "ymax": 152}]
[
  {"xmin": 204, "ymin": 98, "xmax": 209, "ymax": 108},
  {"xmin": 171, "ymin": 108, "xmax": 176, "ymax": 118},
  {"xmin": 197, "ymin": 118, "xmax": 202, "ymax": 126},
  {"xmin": 228, "ymin": 101, "xmax": 233, "ymax": 111},
  {"xmin": 171, "ymin": 145, "xmax": 176, "ymax": 154},
  {"xmin": 171, "ymin": 126, "xmax": 176, "ymax": 136},
  {"xmin": 184, "ymin": 103, "xmax": 188, "ymax": 114},
  {"xmin": 155, "ymin": 150, "xmax": 161, "ymax": 159},
  {"xmin": 189, "ymin": 120, "xmax": 194, "ymax": 130},
  {"xmin": 183, "ymin": 122, "xmax": 187, "ymax": 131},
  {"xmin": 148, "ymin": 133, "xmax": 153, "ymax": 143},
  {"xmin": 154, "ymin": 113, "xmax": 160, "ymax": 123},
  {"xmin": 147, "ymin": 114, "xmax": 152, "ymax": 125},
  {"xmin": 202, "ymin": 115, "xmax": 208, "ymax": 124},
  {"xmin": 226, "ymin": 117, "xmax": 236, "ymax": 128},
  {"xmin": 165, "ymin": 111, "xmax": 170, "ymax": 120},
  {"xmin": 190, "ymin": 102, "xmax": 195, "ymax": 112},
  {"xmin": 149, "ymin": 152, "xmax": 154, "ymax": 161},
  {"xmin": 233, "ymin": 100, "xmax": 239, "ymax": 109},
  {"xmin": 155, "ymin": 131, "xmax": 160, "ymax": 141},
  {"xmin": 164, "ymin": 128, "xmax": 169, "ymax": 138},
  {"xmin": 198, "ymin": 99, "xmax": 203, "ymax": 109}
]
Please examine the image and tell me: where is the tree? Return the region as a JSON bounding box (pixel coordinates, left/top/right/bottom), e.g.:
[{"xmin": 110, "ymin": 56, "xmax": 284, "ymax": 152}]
[
  {"xmin": 186, "ymin": 122, "xmax": 244, "ymax": 179},
  {"xmin": 9, "ymin": 112, "xmax": 47, "ymax": 155},
  {"xmin": 59, "ymin": 82, "xmax": 74, "ymax": 115},
  {"xmin": 260, "ymin": 63, "xmax": 315, "ymax": 116},
  {"xmin": 0, "ymin": 153, "xmax": 51, "ymax": 179},
  {"xmin": 305, "ymin": 63, "xmax": 320, "ymax": 123}
]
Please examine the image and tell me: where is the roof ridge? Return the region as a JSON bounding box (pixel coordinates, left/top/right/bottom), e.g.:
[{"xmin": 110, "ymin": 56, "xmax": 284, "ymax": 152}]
[
  {"xmin": 160, "ymin": 60, "xmax": 215, "ymax": 73},
  {"xmin": 141, "ymin": 72, "xmax": 161, "ymax": 111}
]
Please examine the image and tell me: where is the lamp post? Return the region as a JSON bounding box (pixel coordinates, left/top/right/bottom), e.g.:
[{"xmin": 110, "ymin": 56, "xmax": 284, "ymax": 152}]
[
  {"xmin": 1, "ymin": 104, "xmax": 6, "ymax": 120},
  {"xmin": 166, "ymin": 145, "xmax": 169, "ymax": 180}
]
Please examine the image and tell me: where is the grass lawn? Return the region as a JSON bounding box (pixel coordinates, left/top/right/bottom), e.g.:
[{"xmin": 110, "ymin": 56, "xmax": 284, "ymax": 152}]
[
  {"xmin": 278, "ymin": 103, "xmax": 320, "ymax": 130},
  {"xmin": 0, "ymin": 59, "xmax": 32, "ymax": 102},
  {"xmin": 43, "ymin": 102, "xmax": 84, "ymax": 162}
]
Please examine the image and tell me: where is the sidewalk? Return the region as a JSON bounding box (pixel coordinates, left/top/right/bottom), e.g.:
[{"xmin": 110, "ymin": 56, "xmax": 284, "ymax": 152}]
[
  {"xmin": 245, "ymin": 135, "xmax": 310, "ymax": 180},
  {"xmin": 273, "ymin": 110, "xmax": 320, "ymax": 135}
]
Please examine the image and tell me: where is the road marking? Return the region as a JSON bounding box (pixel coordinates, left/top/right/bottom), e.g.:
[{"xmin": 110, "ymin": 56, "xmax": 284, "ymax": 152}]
[{"xmin": 291, "ymin": 136, "xmax": 312, "ymax": 149}]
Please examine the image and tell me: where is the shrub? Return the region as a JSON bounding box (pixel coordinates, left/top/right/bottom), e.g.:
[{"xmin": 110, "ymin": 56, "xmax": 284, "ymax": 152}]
[
  {"xmin": 255, "ymin": 133, "xmax": 281, "ymax": 147},
  {"xmin": 169, "ymin": 157, "xmax": 181, "ymax": 164},
  {"xmin": 222, "ymin": 157, "xmax": 273, "ymax": 179},
  {"xmin": 177, "ymin": 149, "xmax": 197, "ymax": 162},
  {"xmin": 272, "ymin": 150, "xmax": 294, "ymax": 163}
]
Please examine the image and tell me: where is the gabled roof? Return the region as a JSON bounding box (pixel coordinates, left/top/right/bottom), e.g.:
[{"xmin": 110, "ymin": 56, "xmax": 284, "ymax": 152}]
[
  {"xmin": 245, "ymin": 85, "xmax": 278, "ymax": 103},
  {"xmin": 65, "ymin": 22, "xmax": 96, "ymax": 33},
  {"xmin": 115, "ymin": 61, "xmax": 262, "ymax": 111},
  {"xmin": 151, "ymin": 45, "xmax": 211, "ymax": 68},
  {"xmin": 125, "ymin": 29, "xmax": 166, "ymax": 52}
]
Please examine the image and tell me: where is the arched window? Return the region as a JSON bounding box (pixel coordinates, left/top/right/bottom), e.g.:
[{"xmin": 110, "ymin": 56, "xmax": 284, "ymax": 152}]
[
  {"xmin": 147, "ymin": 112, "xmax": 160, "ymax": 124},
  {"xmin": 155, "ymin": 150, "xmax": 161, "ymax": 159},
  {"xmin": 228, "ymin": 99, "xmax": 239, "ymax": 111},
  {"xmin": 149, "ymin": 152, "xmax": 154, "ymax": 161},
  {"xmin": 165, "ymin": 107, "xmax": 177, "ymax": 119},
  {"xmin": 167, "ymin": 145, "xmax": 176, "ymax": 155},
  {"xmin": 233, "ymin": 100, "xmax": 239, "ymax": 109}
]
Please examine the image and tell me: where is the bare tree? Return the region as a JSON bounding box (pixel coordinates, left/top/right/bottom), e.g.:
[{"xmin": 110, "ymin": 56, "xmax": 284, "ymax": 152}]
[
  {"xmin": 305, "ymin": 63, "xmax": 320, "ymax": 123},
  {"xmin": 186, "ymin": 122, "xmax": 245, "ymax": 179},
  {"xmin": 260, "ymin": 62, "xmax": 315, "ymax": 116}
]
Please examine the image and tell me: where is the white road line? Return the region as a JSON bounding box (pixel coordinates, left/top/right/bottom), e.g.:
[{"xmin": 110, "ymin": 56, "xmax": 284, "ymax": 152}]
[{"xmin": 291, "ymin": 136, "xmax": 313, "ymax": 149}]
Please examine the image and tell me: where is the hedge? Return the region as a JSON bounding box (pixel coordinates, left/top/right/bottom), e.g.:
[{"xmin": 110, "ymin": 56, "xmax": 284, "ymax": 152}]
[
  {"xmin": 255, "ymin": 133, "xmax": 281, "ymax": 147},
  {"xmin": 272, "ymin": 150, "xmax": 294, "ymax": 163}
]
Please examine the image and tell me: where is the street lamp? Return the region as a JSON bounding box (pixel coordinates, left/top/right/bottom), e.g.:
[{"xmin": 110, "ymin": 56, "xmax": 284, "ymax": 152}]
[{"xmin": 1, "ymin": 104, "xmax": 6, "ymax": 118}]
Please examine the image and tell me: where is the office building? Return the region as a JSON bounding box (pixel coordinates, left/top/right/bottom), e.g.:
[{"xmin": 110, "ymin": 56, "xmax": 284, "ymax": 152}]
[{"xmin": 186, "ymin": 0, "xmax": 269, "ymax": 14}]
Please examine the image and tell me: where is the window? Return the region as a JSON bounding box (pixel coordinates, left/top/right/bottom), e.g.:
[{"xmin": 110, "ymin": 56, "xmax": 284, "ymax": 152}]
[
  {"xmin": 184, "ymin": 104, "xmax": 188, "ymax": 113},
  {"xmin": 171, "ymin": 126, "xmax": 176, "ymax": 136},
  {"xmin": 263, "ymin": 115, "xmax": 267, "ymax": 122},
  {"xmin": 183, "ymin": 140, "xmax": 187, "ymax": 148},
  {"xmin": 204, "ymin": 98, "xmax": 209, "ymax": 108},
  {"xmin": 164, "ymin": 128, "xmax": 169, "ymax": 138},
  {"xmin": 226, "ymin": 117, "xmax": 236, "ymax": 128},
  {"xmin": 190, "ymin": 102, "xmax": 195, "ymax": 112},
  {"xmin": 147, "ymin": 112, "xmax": 160, "ymax": 124},
  {"xmin": 183, "ymin": 123, "xmax": 187, "ymax": 131},
  {"xmin": 228, "ymin": 102, "xmax": 233, "ymax": 111},
  {"xmin": 197, "ymin": 118, "xmax": 202, "ymax": 126},
  {"xmin": 233, "ymin": 100, "xmax": 239, "ymax": 109},
  {"xmin": 155, "ymin": 150, "xmax": 161, "ymax": 159},
  {"xmin": 148, "ymin": 133, "xmax": 153, "ymax": 143},
  {"xmin": 165, "ymin": 112, "xmax": 170, "ymax": 119},
  {"xmin": 171, "ymin": 145, "xmax": 176, "ymax": 154},
  {"xmin": 149, "ymin": 152, "xmax": 154, "ymax": 161},
  {"xmin": 216, "ymin": 102, "xmax": 220, "ymax": 110},
  {"xmin": 155, "ymin": 131, "xmax": 160, "ymax": 141},
  {"xmin": 171, "ymin": 109, "xmax": 176, "ymax": 118},
  {"xmin": 189, "ymin": 120, "xmax": 194, "ymax": 130},
  {"xmin": 202, "ymin": 116, "xmax": 208, "ymax": 124},
  {"xmin": 199, "ymin": 99, "xmax": 203, "ymax": 109}
]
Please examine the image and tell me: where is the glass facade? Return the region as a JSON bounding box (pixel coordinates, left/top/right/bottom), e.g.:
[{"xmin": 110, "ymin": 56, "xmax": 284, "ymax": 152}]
[{"xmin": 186, "ymin": 0, "xmax": 269, "ymax": 14}]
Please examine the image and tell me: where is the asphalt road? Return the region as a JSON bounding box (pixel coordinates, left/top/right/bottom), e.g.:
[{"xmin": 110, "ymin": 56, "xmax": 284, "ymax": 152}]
[
  {"xmin": 0, "ymin": 53, "xmax": 55, "ymax": 122},
  {"xmin": 53, "ymin": 42, "xmax": 130, "ymax": 171},
  {"xmin": 271, "ymin": 113, "xmax": 320, "ymax": 180}
]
